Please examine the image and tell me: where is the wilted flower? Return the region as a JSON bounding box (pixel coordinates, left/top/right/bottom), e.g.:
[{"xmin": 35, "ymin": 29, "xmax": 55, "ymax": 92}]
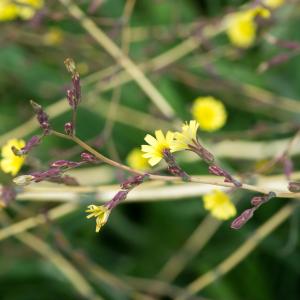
[
  {"xmin": 0, "ymin": 139, "xmax": 26, "ymax": 176},
  {"xmin": 86, "ymin": 205, "xmax": 111, "ymax": 232},
  {"xmin": 191, "ymin": 96, "xmax": 227, "ymax": 132},
  {"xmin": 203, "ymin": 190, "xmax": 236, "ymax": 220},
  {"xmin": 141, "ymin": 130, "xmax": 175, "ymax": 166}
]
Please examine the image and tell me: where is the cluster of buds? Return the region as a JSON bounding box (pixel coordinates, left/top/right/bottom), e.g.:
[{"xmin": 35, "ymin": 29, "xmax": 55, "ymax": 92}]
[
  {"xmin": 162, "ymin": 149, "xmax": 190, "ymax": 182},
  {"xmin": 231, "ymin": 191, "xmax": 276, "ymax": 229},
  {"xmin": 86, "ymin": 174, "xmax": 149, "ymax": 232},
  {"xmin": 30, "ymin": 100, "xmax": 51, "ymax": 135},
  {"xmin": 13, "ymin": 153, "xmax": 97, "ymax": 187},
  {"xmin": 190, "ymin": 140, "xmax": 241, "ymax": 187},
  {"xmin": 64, "ymin": 58, "xmax": 81, "ymax": 110}
]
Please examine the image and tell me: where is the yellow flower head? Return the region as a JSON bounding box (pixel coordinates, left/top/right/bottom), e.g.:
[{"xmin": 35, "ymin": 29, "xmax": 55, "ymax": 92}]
[
  {"xmin": 203, "ymin": 190, "xmax": 236, "ymax": 220},
  {"xmin": 86, "ymin": 204, "xmax": 111, "ymax": 232},
  {"xmin": 263, "ymin": 0, "xmax": 284, "ymax": 9},
  {"xmin": 0, "ymin": 0, "xmax": 44, "ymax": 22},
  {"xmin": 43, "ymin": 27, "xmax": 64, "ymax": 46},
  {"xmin": 141, "ymin": 130, "xmax": 175, "ymax": 166},
  {"xmin": 0, "ymin": 139, "xmax": 26, "ymax": 176},
  {"xmin": 225, "ymin": 7, "xmax": 270, "ymax": 48},
  {"xmin": 126, "ymin": 148, "xmax": 150, "ymax": 170},
  {"xmin": 171, "ymin": 120, "xmax": 199, "ymax": 152},
  {"xmin": 191, "ymin": 96, "xmax": 227, "ymax": 132}
]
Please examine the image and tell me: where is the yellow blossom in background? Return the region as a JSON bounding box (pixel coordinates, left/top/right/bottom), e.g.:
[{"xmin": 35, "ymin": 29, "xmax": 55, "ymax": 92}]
[
  {"xmin": 86, "ymin": 204, "xmax": 111, "ymax": 232},
  {"xmin": 191, "ymin": 96, "xmax": 227, "ymax": 132},
  {"xmin": 0, "ymin": 139, "xmax": 26, "ymax": 176},
  {"xmin": 263, "ymin": 0, "xmax": 284, "ymax": 9},
  {"xmin": 43, "ymin": 27, "xmax": 64, "ymax": 46},
  {"xmin": 77, "ymin": 62, "xmax": 89, "ymax": 76},
  {"xmin": 141, "ymin": 130, "xmax": 175, "ymax": 166},
  {"xmin": 225, "ymin": 7, "xmax": 270, "ymax": 48},
  {"xmin": 126, "ymin": 148, "xmax": 150, "ymax": 170},
  {"xmin": 203, "ymin": 190, "xmax": 236, "ymax": 220},
  {"xmin": 0, "ymin": 2, "xmax": 19, "ymax": 21},
  {"xmin": 171, "ymin": 120, "xmax": 199, "ymax": 152},
  {"xmin": 0, "ymin": 0, "xmax": 43, "ymax": 22}
]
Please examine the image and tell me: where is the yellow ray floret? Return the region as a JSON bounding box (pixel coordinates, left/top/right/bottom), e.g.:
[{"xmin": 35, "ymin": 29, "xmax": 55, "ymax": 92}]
[
  {"xmin": 192, "ymin": 96, "xmax": 227, "ymax": 132},
  {"xmin": 141, "ymin": 130, "xmax": 175, "ymax": 166},
  {"xmin": 0, "ymin": 139, "xmax": 26, "ymax": 176},
  {"xmin": 86, "ymin": 204, "xmax": 111, "ymax": 232},
  {"xmin": 203, "ymin": 190, "xmax": 236, "ymax": 220},
  {"xmin": 171, "ymin": 120, "xmax": 199, "ymax": 152},
  {"xmin": 126, "ymin": 147, "xmax": 150, "ymax": 170}
]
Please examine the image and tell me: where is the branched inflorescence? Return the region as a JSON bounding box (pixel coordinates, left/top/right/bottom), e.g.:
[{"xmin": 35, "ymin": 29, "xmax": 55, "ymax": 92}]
[{"xmin": 9, "ymin": 58, "xmax": 286, "ymax": 232}]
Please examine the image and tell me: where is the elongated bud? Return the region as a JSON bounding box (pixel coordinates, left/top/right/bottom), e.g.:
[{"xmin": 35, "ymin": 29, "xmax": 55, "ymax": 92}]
[
  {"xmin": 121, "ymin": 174, "xmax": 150, "ymax": 190},
  {"xmin": 231, "ymin": 208, "xmax": 256, "ymax": 230},
  {"xmin": 288, "ymin": 181, "xmax": 300, "ymax": 193},
  {"xmin": 50, "ymin": 160, "xmax": 81, "ymax": 168},
  {"xmin": 30, "ymin": 100, "xmax": 50, "ymax": 134},
  {"xmin": 208, "ymin": 164, "xmax": 242, "ymax": 187},
  {"xmin": 12, "ymin": 135, "xmax": 40, "ymax": 156},
  {"xmin": 64, "ymin": 58, "xmax": 76, "ymax": 74},
  {"xmin": 81, "ymin": 152, "xmax": 98, "ymax": 163}
]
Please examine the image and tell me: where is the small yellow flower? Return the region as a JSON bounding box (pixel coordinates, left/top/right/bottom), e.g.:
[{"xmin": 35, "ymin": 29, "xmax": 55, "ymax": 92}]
[
  {"xmin": 0, "ymin": 139, "xmax": 26, "ymax": 176},
  {"xmin": 263, "ymin": 0, "xmax": 284, "ymax": 9},
  {"xmin": 191, "ymin": 96, "xmax": 227, "ymax": 132},
  {"xmin": 203, "ymin": 190, "xmax": 236, "ymax": 220},
  {"xmin": 141, "ymin": 130, "xmax": 175, "ymax": 166},
  {"xmin": 43, "ymin": 27, "xmax": 64, "ymax": 46},
  {"xmin": 126, "ymin": 148, "xmax": 150, "ymax": 170},
  {"xmin": 86, "ymin": 204, "xmax": 110, "ymax": 232},
  {"xmin": 0, "ymin": 2, "xmax": 19, "ymax": 21},
  {"xmin": 225, "ymin": 7, "xmax": 270, "ymax": 48},
  {"xmin": 171, "ymin": 120, "xmax": 199, "ymax": 152}
]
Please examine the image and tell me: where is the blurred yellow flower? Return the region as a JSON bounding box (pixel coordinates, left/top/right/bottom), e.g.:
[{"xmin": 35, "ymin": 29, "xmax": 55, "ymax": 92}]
[
  {"xmin": 171, "ymin": 120, "xmax": 199, "ymax": 152},
  {"xmin": 141, "ymin": 130, "xmax": 175, "ymax": 166},
  {"xmin": 0, "ymin": 139, "xmax": 26, "ymax": 176},
  {"xmin": 43, "ymin": 27, "xmax": 64, "ymax": 46},
  {"xmin": 263, "ymin": 0, "xmax": 284, "ymax": 9},
  {"xmin": 86, "ymin": 204, "xmax": 110, "ymax": 232},
  {"xmin": 191, "ymin": 96, "xmax": 227, "ymax": 132},
  {"xmin": 126, "ymin": 148, "xmax": 150, "ymax": 170},
  {"xmin": 225, "ymin": 7, "xmax": 270, "ymax": 48},
  {"xmin": 0, "ymin": 0, "xmax": 43, "ymax": 22},
  {"xmin": 203, "ymin": 190, "xmax": 236, "ymax": 220}
]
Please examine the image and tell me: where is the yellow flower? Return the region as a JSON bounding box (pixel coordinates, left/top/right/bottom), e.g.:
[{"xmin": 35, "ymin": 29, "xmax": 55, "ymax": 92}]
[
  {"xmin": 43, "ymin": 27, "xmax": 64, "ymax": 46},
  {"xmin": 0, "ymin": 139, "xmax": 26, "ymax": 176},
  {"xmin": 141, "ymin": 130, "xmax": 175, "ymax": 166},
  {"xmin": 0, "ymin": 0, "xmax": 44, "ymax": 22},
  {"xmin": 126, "ymin": 148, "xmax": 150, "ymax": 170},
  {"xmin": 86, "ymin": 204, "xmax": 111, "ymax": 232},
  {"xmin": 263, "ymin": 0, "xmax": 284, "ymax": 9},
  {"xmin": 225, "ymin": 7, "xmax": 270, "ymax": 48},
  {"xmin": 0, "ymin": 2, "xmax": 19, "ymax": 21},
  {"xmin": 191, "ymin": 96, "xmax": 227, "ymax": 132},
  {"xmin": 203, "ymin": 190, "xmax": 236, "ymax": 220},
  {"xmin": 171, "ymin": 120, "xmax": 199, "ymax": 152}
]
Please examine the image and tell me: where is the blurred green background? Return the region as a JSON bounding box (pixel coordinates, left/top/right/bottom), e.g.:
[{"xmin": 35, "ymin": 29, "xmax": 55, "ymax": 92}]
[{"xmin": 1, "ymin": 0, "xmax": 300, "ymax": 299}]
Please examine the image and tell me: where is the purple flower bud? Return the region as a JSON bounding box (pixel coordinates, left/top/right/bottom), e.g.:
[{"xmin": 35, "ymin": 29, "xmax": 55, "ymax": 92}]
[
  {"xmin": 64, "ymin": 122, "xmax": 73, "ymax": 135},
  {"xmin": 12, "ymin": 135, "xmax": 41, "ymax": 156},
  {"xmin": 107, "ymin": 190, "xmax": 128, "ymax": 209},
  {"xmin": 50, "ymin": 160, "xmax": 81, "ymax": 168},
  {"xmin": 48, "ymin": 175, "xmax": 79, "ymax": 186},
  {"xmin": 288, "ymin": 181, "xmax": 300, "ymax": 193},
  {"xmin": 231, "ymin": 208, "xmax": 256, "ymax": 230},
  {"xmin": 209, "ymin": 164, "xmax": 242, "ymax": 187},
  {"xmin": 121, "ymin": 174, "xmax": 149, "ymax": 190},
  {"xmin": 72, "ymin": 73, "xmax": 81, "ymax": 106},
  {"xmin": 31, "ymin": 167, "xmax": 61, "ymax": 183},
  {"xmin": 30, "ymin": 100, "xmax": 50, "ymax": 135},
  {"xmin": 80, "ymin": 152, "xmax": 97, "ymax": 163},
  {"xmin": 251, "ymin": 196, "xmax": 264, "ymax": 206},
  {"xmin": 67, "ymin": 89, "xmax": 75, "ymax": 108},
  {"xmin": 282, "ymin": 157, "xmax": 293, "ymax": 180}
]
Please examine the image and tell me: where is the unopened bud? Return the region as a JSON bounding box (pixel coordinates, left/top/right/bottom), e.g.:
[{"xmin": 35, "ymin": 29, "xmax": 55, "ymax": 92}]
[
  {"xmin": 64, "ymin": 122, "xmax": 73, "ymax": 135},
  {"xmin": 288, "ymin": 181, "xmax": 300, "ymax": 193},
  {"xmin": 231, "ymin": 208, "xmax": 256, "ymax": 230},
  {"xmin": 64, "ymin": 58, "xmax": 76, "ymax": 74},
  {"xmin": 81, "ymin": 152, "xmax": 97, "ymax": 162}
]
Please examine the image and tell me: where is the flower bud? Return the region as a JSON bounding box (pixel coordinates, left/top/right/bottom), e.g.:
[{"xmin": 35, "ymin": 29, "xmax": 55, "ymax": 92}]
[
  {"xmin": 231, "ymin": 208, "xmax": 256, "ymax": 230},
  {"xmin": 64, "ymin": 122, "xmax": 73, "ymax": 135},
  {"xmin": 288, "ymin": 181, "xmax": 300, "ymax": 193},
  {"xmin": 13, "ymin": 175, "xmax": 35, "ymax": 186}
]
